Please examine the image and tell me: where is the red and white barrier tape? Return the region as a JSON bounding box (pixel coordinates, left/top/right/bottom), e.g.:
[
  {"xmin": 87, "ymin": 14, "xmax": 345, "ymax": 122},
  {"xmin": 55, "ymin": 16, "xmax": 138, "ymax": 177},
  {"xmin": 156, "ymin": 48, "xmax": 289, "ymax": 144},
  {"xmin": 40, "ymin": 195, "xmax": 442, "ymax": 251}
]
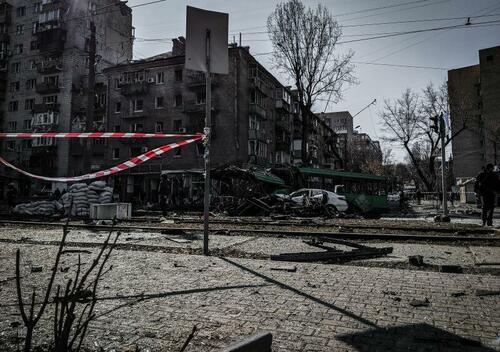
[
  {"xmin": 0, "ymin": 132, "xmax": 203, "ymax": 139},
  {"xmin": 0, "ymin": 136, "xmax": 202, "ymax": 183}
]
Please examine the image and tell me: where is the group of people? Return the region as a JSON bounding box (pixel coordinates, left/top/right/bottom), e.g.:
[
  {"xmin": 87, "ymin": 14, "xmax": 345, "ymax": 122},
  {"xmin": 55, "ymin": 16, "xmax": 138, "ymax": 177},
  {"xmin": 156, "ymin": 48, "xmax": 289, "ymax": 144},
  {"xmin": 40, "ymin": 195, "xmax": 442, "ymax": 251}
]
[{"xmin": 474, "ymin": 163, "xmax": 500, "ymax": 227}]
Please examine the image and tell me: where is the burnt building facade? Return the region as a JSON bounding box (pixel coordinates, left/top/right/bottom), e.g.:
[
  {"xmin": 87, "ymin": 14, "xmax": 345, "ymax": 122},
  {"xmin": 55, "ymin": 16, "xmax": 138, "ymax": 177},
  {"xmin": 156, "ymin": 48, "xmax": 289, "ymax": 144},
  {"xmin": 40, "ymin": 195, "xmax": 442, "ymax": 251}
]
[
  {"xmin": 0, "ymin": 0, "xmax": 133, "ymax": 196},
  {"xmin": 102, "ymin": 41, "xmax": 300, "ymax": 202}
]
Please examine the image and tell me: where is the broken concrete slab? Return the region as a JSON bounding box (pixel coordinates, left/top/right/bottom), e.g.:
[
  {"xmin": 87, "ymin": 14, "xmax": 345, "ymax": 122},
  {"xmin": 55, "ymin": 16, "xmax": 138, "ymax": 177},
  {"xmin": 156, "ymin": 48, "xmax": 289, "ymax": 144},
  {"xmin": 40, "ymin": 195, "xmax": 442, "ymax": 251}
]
[{"xmin": 270, "ymin": 265, "xmax": 297, "ymax": 272}]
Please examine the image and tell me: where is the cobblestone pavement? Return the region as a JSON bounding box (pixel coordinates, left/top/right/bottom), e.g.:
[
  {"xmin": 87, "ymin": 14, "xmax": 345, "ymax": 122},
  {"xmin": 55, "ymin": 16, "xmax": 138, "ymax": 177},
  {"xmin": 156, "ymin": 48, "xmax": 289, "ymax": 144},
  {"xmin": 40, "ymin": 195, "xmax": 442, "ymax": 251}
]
[{"xmin": 0, "ymin": 227, "xmax": 499, "ymax": 351}]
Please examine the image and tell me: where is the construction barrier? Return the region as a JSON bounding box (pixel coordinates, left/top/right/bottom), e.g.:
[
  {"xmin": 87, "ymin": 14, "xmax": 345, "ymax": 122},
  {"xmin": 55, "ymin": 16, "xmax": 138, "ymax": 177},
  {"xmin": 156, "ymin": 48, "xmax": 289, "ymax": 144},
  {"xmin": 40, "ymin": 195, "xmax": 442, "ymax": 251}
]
[{"xmin": 0, "ymin": 132, "xmax": 203, "ymax": 183}]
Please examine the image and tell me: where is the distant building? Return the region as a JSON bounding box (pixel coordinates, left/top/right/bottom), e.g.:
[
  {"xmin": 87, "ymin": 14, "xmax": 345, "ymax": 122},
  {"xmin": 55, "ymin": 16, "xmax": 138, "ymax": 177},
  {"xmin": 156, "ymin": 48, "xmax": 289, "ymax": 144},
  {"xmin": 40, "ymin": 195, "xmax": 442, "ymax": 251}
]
[
  {"xmin": 448, "ymin": 45, "xmax": 500, "ymax": 182},
  {"xmin": 320, "ymin": 111, "xmax": 354, "ymax": 167},
  {"xmin": 0, "ymin": 0, "xmax": 133, "ymax": 197},
  {"xmin": 351, "ymin": 132, "xmax": 383, "ymax": 172}
]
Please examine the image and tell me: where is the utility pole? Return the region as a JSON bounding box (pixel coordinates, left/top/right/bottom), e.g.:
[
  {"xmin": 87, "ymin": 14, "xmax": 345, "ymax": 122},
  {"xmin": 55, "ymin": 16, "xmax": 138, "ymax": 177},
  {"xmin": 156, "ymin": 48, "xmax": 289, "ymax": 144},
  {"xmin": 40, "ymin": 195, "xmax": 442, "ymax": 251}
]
[
  {"xmin": 439, "ymin": 112, "xmax": 448, "ymax": 217},
  {"xmin": 83, "ymin": 21, "xmax": 96, "ymax": 174},
  {"xmin": 203, "ymin": 29, "xmax": 211, "ymax": 256}
]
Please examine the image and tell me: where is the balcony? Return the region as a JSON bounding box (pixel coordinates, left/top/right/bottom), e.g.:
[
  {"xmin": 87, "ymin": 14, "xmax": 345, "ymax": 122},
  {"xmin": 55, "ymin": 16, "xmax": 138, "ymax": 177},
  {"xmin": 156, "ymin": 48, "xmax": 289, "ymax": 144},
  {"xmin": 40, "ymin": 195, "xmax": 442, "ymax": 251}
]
[
  {"xmin": 33, "ymin": 103, "xmax": 60, "ymax": 113},
  {"xmin": 41, "ymin": 0, "xmax": 66, "ymax": 13},
  {"xmin": 0, "ymin": 32, "xmax": 9, "ymax": 43},
  {"xmin": 37, "ymin": 61, "xmax": 63, "ymax": 74},
  {"xmin": 0, "ymin": 4, "xmax": 11, "ymax": 25},
  {"xmin": 276, "ymin": 136, "xmax": 291, "ymax": 152},
  {"xmin": 186, "ymin": 72, "xmax": 219, "ymax": 89},
  {"xmin": 183, "ymin": 100, "xmax": 206, "ymax": 114},
  {"xmin": 249, "ymin": 104, "xmax": 266, "ymax": 119},
  {"xmin": 36, "ymin": 28, "xmax": 66, "ymax": 53},
  {"xmin": 275, "ymin": 99, "xmax": 291, "ymax": 112},
  {"xmin": 249, "ymin": 76, "xmax": 267, "ymax": 94},
  {"xmin": 120, "ymin": 81, "xmax": 150, "ymax": 96},
  {"xmin": 248, "ymin": 129, "xmax": 267, "ymax": 142},
  {"xmin": 36, "ymin": 82, "xmax": 60, "ymax": 94}
]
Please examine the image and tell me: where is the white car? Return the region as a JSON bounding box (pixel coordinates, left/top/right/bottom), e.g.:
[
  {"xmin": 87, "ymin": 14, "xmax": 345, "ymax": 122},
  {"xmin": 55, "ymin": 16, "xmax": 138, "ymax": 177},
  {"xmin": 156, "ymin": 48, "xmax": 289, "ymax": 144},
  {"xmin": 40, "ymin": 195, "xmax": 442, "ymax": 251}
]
[{"xmin": 286, "ymin": 188, "xmax": 349, "ymax": 212}]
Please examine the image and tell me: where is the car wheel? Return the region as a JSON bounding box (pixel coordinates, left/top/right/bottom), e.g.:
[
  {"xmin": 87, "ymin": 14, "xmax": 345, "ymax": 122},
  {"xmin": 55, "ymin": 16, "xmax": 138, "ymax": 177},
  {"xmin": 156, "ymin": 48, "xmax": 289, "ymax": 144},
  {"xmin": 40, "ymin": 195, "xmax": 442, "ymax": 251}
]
[{"xmin": 325, "ymin": 204, "xmax": 338, "ymax": 217}]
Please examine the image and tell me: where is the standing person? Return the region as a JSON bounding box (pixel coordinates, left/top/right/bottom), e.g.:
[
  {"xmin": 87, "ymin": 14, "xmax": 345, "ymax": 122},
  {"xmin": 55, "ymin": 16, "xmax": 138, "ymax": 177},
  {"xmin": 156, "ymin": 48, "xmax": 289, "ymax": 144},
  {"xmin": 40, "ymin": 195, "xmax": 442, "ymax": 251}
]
[
  {"xmin": 478, "ymin": 164, "xmax": 500, "ymax": 226},
  {"xmin": 416, "ymin": 188, "xmax": 422, "ymax": 205},
  {"xmin": 474, "ymin": 166, "xmax": 486, "ymax": 209},
  {"xmin": 6, "ymin": 184, "xmax": 17, "ymax": 212},
  {"xmin": 158, "ymin": 174, "xmax": 169, "ymax": 216}
]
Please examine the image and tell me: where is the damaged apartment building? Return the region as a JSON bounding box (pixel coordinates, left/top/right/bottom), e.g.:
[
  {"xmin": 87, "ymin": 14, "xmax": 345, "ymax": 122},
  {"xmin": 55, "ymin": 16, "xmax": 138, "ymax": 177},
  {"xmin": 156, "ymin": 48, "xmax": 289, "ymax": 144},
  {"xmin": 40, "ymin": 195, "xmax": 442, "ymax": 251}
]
[
  {"xmin": 0, "ymin": 0, "xmax": 133, "ymax": 197},
  {"xmin": 102, "ymin": 38, "xmax": 342, "ymax": 204}
]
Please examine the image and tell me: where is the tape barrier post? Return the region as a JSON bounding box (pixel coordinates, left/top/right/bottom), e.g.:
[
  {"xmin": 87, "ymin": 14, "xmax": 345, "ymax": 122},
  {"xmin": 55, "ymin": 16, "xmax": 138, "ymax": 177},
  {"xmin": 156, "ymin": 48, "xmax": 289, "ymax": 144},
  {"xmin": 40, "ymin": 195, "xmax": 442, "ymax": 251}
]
[{"xmin": 0, "ymin": 134, "xmax": 202, "ymax": 183}]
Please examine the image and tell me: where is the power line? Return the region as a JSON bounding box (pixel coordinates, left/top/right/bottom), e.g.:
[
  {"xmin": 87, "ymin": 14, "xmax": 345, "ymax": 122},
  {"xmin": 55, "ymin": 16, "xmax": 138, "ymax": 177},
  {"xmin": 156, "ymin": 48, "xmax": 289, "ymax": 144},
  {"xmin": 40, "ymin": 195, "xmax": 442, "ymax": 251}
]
[
  {"xmin": 337, "ymin": 20, "xmax": 500, "ymax": 44},
  {"xmin": 336, "ymin": 0, "xmax": 431, "ymax": 17},
  {"xmin": 352, "ymin": 61, "xmax": 448, "ymax": 70}
]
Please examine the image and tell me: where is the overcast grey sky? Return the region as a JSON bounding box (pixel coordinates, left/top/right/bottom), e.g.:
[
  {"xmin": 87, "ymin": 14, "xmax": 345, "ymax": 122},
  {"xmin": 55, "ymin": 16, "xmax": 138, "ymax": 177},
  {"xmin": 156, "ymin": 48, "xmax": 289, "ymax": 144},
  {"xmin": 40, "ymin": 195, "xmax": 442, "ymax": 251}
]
[{"xmin": 126, "ymin": 0, "xmax": 500, "ymax": 161}]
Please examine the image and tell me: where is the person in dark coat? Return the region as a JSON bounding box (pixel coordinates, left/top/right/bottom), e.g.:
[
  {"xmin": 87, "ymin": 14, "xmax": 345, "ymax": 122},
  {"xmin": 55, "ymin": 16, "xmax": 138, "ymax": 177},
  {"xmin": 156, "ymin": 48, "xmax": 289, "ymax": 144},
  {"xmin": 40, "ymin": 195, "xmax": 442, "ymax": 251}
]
[
  {"xmin": 474, "ymin": 166, "xmax": 486, "ymax": 209},
  {"xmin": 477, "ymin": 164, "xmax": 500, "ymax": 226},
  {"xmin": 158, "ymin": 174, "xmax": 169, "ymax": 215},
  {"xmin": 6, "ymin": 184, "xmax": 17, "ymax": 210}
]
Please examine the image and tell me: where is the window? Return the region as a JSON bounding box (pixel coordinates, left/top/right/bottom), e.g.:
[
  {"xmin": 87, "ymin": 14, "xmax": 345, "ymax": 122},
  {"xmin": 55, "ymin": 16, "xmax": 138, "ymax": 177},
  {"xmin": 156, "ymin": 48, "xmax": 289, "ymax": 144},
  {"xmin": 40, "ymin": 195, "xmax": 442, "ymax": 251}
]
[
  {"xmin": 43, "ymin": 95, "xmax": 57, "ymax": 104},
  {"xmin": 114, "ymin": 78, "xmax": 120, "ymax": 88},
  {"xmin": 16, "ymin": 7, "xmax": 26, "ymax": 17},
  {"xmin": 25, "ymin": 99, "xmax": 35, "ymax": 110},
  {"xmin": 33, "ymin": 3, "xmax": 42, "ymax": 14},
  {"xmin": 7, "ymin": 141, "xmax": 15, "ymax": 151},
  {"xmin": 174, "ymin": 148, "xmax": 182, "ymax": 158},
  {"xmin": 10, "ymin": 82, "xmax": 20, "ymax": 92},
  {"xmin": 156, "ymin": 72, "xmax": 164, "ymax": 84},
  {"xmin": 175, "ymin": 69, "xmax": 183, "ymax": 82},
  {"xmin": 23, "ymin": 119, "xmax": 32, "ymax": 130},
  {"xmin": 155, "ymin": 96, "xmax": 164, "ymax": 109},
  {"xmin": 16, "ymin": 25, "xmax": 24, "ymax": 35},
  {"xmin": 30, "ymin": 60, "xmax": 37, "ymax": 70},
  {"xmin": 22, "ymin": 140, "xmax": 32, "ymax": 150},
  {"xmin": 486, "ymin": 55, "xmax": 494, "ymax": 62},
  {"xmin": 112, "ymin": 148, "xmax": 120, "ymax": 160},
  {"xmin": 196, "ymin": 92, "xmax": 206, "ymax": 105},
  {"xmin": 12, "ymin": 62, "xmax": 21, "ymax": 73},
  {"xmin": 132, "ymin": 99, "xmax": 143, "ymax": 112},
  {"xmin": 173, "ymin": 119, "xmax": 182, "ymax": 132},
  {"xmin": 8, "ymin": 121, "xmax": 17, "ymax": 131},
  {"xmin": 132, "ymin": 123, "xmax": 143, "ymax": 132},
  {"xmin": 155, "ymin": 122, "xmax": 163, "ymax": 132},
  {"xmin": 15, "ymin": 44, "xmax": 23, "ymax": 55},
  {"xmin": 26, "ymin": 79, "xmax": 36, "ymax": 90},
  {"xmin": 114, "ymin": 125, "xmax": 120, "ymax": 132},
  {"xmin": 115, "ymin": 102, "xmax": 121, "ymax": 113},
  {"xmin": 174, "ymin": 94, "xmax": 183, "ymax": 107},
  {"xmin": 8, "ymin": 101, "xmax": 18, "ymax": 112},
  {"xmin": 30, "ymin": 41, "xmax": 39, "ymax": 51},
  {"xmin": 130, "ymin": 147, "xmax": 141, "ymax": 156}
]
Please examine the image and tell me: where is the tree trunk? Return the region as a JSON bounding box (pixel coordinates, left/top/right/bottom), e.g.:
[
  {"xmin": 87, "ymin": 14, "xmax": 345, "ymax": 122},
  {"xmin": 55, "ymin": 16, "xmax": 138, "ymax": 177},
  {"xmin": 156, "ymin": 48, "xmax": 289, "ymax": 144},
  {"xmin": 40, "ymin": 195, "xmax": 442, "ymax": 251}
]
[
  {"xmin": 24, "ymin": 326, "xmax": 33, "ymax": 352},
  {"xmin": 403, "ymin": 142, "xmax": 433, "ymax": 191},
  {"xmin": 300, "ymin": 105, "xmax": 310, "ymax": 165}
]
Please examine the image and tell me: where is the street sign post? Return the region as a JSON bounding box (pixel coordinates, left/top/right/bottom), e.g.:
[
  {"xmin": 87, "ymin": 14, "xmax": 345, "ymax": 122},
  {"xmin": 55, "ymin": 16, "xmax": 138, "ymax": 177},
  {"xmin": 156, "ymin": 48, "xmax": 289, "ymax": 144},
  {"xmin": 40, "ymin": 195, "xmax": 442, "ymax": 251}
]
[{"xmin": 185, "ymin": 6, "xmax": 228, "ymax": 255}]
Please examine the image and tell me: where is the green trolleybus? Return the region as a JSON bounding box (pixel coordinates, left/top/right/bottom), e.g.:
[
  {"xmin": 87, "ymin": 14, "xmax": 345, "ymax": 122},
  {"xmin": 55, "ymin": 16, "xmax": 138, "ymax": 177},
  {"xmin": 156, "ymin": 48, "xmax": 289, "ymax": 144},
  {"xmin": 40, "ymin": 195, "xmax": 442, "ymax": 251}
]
[{"xmin": 297, "ymin": 167, "xmax": 389, "ymax": 216}]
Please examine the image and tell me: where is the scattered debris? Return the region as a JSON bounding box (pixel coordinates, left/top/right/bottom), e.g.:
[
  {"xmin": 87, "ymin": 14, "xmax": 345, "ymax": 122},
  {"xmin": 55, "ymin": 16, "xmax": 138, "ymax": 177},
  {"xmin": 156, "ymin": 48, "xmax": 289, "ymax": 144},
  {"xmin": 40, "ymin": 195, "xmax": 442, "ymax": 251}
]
[
  {"xmin": 451, "ymin": 291, "xmax": 466, "ymax": 297},
  {"xmin": 408, "ymin": 255, "xmax": 425, "ymax": 267},
  {"xmin": 165, "ymin": 237, "xmax": 192, "ymax": 244},
  {"xmin": 409, "ymin": 298, "xmax": 430, "ymax": 307},
  {"xmin": 271, "ymin": 238, "xmax": 392, "ymax": 263},
  {"xmin": 439, "ymin": 265, "xmax": 463, "ymax": 273},
  {"xmin": 31, "ymin": 266, "xmax": 43, "ymax": 273},
  {"xmin": 270, "ymin": 265, "xmax": 297, "ymax": 272},
  {"xmin": 475, "ymin": 289, "xmax": 500, "ymax": 297}
]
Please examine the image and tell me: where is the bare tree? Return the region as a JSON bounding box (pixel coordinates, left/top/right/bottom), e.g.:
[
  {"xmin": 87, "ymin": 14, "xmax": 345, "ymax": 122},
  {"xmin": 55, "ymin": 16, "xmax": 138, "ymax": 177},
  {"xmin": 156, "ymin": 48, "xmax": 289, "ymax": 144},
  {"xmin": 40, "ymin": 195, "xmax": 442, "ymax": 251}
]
[
  {"xmin": 267, "ymin": 0, "xmax": 356, "ymax": 163},
  {"xmin": 380, "ymin": 82, "xmax": 470, "ymax": 191}
]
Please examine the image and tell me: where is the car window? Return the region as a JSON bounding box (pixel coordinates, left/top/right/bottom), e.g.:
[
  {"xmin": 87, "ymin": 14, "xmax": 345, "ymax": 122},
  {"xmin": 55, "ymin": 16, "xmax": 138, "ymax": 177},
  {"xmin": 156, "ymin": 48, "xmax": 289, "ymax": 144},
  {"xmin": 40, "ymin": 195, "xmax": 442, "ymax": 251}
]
[
  {"xmin": 311, "ymin": 190, "xmax": 322, "ymax": 196},
  {"xmin": 291, "ymin": 190, "xmax": 307, "ymax": 197}
]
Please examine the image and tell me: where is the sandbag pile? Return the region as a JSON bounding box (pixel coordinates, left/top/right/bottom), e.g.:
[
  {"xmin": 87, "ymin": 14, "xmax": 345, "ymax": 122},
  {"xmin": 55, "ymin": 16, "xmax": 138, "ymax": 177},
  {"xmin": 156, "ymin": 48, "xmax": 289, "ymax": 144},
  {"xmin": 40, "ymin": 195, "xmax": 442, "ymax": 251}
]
[
  {"xmin": 14, "ymin": 200, "xmax": 63, "ymax": 217},
  {"xmin": 14, "ymin": 181, "xmax": 115, "ymax": 218}
]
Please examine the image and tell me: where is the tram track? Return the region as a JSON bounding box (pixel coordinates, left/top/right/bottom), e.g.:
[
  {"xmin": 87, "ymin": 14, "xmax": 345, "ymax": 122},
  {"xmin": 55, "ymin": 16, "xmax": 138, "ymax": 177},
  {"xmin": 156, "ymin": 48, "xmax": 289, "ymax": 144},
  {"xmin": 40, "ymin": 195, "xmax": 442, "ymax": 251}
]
[{"xmin": 1, "ymin": 219, "xmax": 498, "ymax": 244}]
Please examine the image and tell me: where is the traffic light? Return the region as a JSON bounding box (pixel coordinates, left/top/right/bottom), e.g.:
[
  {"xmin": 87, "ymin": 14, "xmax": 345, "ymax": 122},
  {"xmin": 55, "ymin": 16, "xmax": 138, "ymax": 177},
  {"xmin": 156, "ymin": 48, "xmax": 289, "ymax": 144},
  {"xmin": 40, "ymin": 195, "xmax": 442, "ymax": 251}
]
[{"xmin": 430, "ymin": 115, "xmax": 440, "ymax": 133}]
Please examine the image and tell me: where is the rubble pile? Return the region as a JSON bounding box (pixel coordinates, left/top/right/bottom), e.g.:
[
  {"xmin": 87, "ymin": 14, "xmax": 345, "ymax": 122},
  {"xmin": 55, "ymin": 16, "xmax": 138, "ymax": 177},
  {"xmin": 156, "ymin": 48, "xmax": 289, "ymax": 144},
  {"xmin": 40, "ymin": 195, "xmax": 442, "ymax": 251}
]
[{"xmin": 14, "ymin": 181, "xmax": 114, "ymax": 218}]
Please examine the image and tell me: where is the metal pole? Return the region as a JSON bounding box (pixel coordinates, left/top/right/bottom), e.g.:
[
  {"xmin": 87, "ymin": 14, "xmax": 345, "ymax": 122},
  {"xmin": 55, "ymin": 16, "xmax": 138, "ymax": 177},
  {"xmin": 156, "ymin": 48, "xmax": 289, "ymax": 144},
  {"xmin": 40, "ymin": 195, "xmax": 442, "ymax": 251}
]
[
  {"xmin": 203, "ymin": 29, "xmax": 211, "ymax": 256},
  {"xmin": 440, "ymin": 113, "xmax": 448, "ymax": 216}
]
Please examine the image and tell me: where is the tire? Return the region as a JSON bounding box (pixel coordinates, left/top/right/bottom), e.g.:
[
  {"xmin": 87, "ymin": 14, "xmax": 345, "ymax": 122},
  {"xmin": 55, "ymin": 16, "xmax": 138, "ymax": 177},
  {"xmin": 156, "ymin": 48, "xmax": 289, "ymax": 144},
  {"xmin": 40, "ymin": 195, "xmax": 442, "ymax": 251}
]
[{"xmin": 325, "ymin": 204, "xmax": 338, "ymax": 217}]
